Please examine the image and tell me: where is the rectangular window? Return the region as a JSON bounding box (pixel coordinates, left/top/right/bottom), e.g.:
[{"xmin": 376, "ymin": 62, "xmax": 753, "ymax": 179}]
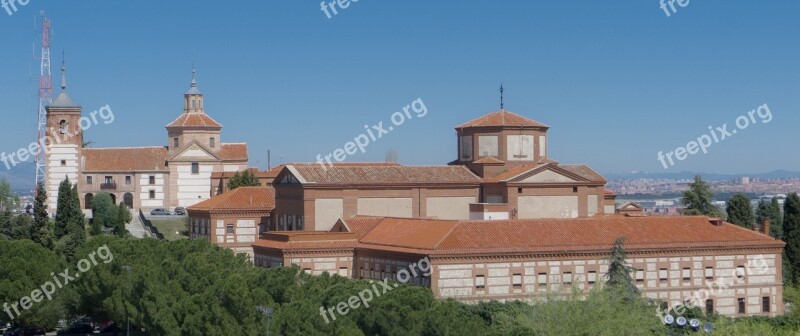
[
  {"xmin": 659, "ymin": 268, "xmax": 668, "ymax": 283},
  {"xmin": 125, "ymin": 176, "xmax": 131, "ymax": 185},
  {"xmin": 60, "ymin": 160, "xmax": 66, "ymax": 166},
  {"xmin": 682, "ymin": 267, "xmax": 691, "ymax": 281},
  {"xmin": 705, "ymin": 267, "xmax": 714, "ymax": 281},
  {"xmin": 563, "ymin": 272, "xmax": 572, "ymax": 285},
  {"xmin": 148, "ymin": 190, "xmax": 155, "ymax": 199},
  {"xmin": 210, "ymin": 137, "xmax": 215, "ymax": 148},
  {"xmin": 705, "ymin": 299, "xmax": 714, "ymax": 315},
  {"xmin": 475, "ymin": 275, "xmax": 485, "ymax": 289},
  {"xmin": 226, "ymin": 224, "xmax": 234, "ymax": 235},
  {"xmin": 738, "ymin": 298, "xmax": 745, "ymax": 314},
  {"xmin": 173, "ymin": 137, "xmax": 179, "ymax": 148},
  {"xmin": 635, "ymin": 270, "xmax": 644, "ymax": 283},
  {"xmin": 737, "ymin": 265, "xmax": 746, "ymax": 280},
  {"xmin": 588, "ymin": 271, "xmax": 597, "ymax": 285},
  {"xmin": 338, "ymin": 267, "xmax": 348, "ymax": 277},
  {"xmin": 763, "ymin": 297, "xmax": 770, "ymax": 313},
  {"xmin": 512, "ymin": 274, "xmax": 522, "ymax": 288},
  {"xmin": 104, "ymin": 176, "xmax": 113, "ymax": 183},
  {"xmin": 149, "ymin": 175, "xmax": 155, "ymax": 185},
  {"xmin": 86, "ymin": 176, "xmax": 92, "ymax": 184},
  {"xmin": 191, "ymin": 162, "xmax": 199, "ymax": 174},
  {"xmin": 538, "ymin": 273, "xmax": 547, "ymax": 287}
]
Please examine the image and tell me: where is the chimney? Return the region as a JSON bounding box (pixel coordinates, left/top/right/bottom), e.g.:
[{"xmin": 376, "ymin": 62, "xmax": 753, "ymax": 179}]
[{"xmin": 761, "ymin": 217, "xmax": 770, "ymax": 235}]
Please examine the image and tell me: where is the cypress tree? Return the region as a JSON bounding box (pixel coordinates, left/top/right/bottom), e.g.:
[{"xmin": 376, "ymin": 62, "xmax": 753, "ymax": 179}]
[
  {"xmin": 605, "ymin": 237, "xmax": 639, "ymax": 300},
  {"xmin": 31, "ymin": 183, "xmax": 51, "ymax": 248},
  {"xmin": 783, "ymin": 193, "xmax": 800, "ymax": 284}
]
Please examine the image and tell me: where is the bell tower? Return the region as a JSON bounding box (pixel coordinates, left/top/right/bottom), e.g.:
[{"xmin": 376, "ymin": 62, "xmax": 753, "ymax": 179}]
[{"xmin": 44, "ymin": 62, "xmax": 83, "ymax": 212}]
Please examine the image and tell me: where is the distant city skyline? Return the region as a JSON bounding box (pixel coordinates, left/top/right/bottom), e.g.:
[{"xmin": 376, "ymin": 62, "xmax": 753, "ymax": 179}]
[{"xmin": 0, "ymin": 1, "xmax": 798, "ymax": 176}]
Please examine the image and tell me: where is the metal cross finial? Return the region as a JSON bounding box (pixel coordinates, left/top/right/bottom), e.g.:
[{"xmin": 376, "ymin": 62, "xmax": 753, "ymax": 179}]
[{"xmin": 500, "ymin": 84, "xmax": 504, "ymax": 110}]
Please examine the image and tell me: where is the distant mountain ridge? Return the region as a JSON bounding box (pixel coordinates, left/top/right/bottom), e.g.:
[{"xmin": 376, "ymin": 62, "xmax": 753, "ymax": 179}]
[
  {"xmin": 604, "ymin": 170, "xmax": 800, "ymax": 181},
  {"xmin": 0, "ymin": 162, "xmax": 35, "ymax": 193}
]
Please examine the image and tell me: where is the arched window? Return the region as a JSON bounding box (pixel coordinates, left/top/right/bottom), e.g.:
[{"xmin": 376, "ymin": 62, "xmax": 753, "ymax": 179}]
[{"xmin": 59, "ymin": 120, "xmax": 67, "ymax": 134}]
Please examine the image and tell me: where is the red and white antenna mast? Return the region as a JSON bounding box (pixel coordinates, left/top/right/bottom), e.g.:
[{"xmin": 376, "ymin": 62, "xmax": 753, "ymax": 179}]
[{"xmin": 34, "ymin": 12, "xmax": 52, "ymax": 190}]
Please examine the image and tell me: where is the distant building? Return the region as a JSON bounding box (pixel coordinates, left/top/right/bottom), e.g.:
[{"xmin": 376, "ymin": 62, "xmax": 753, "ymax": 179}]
[
  {"xmin": 44, "ymin": 68, "xmax": 248, "ymax": 214},
  {"xmin": 253, "ymin": 215, "xmax": 785, "ymax": 318}
]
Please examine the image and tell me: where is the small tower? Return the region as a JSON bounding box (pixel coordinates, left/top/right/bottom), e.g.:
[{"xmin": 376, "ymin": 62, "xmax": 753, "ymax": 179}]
[
  {"xmin": 166, "ymin": 68, "xmax": 222, "ymax": 155},
  {"xmin": 45, "ymin": 62, "xmax": 83, "ymax": 213},
  {"xmin": 184, "ymin": 68, "xmax": 204, "ymax": 113}
]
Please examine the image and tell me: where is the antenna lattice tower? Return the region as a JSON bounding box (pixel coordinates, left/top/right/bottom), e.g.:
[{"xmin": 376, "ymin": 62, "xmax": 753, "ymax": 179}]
[{"xmin": 34, "ymin": 13, "xmax": 52, "ymax": 190}]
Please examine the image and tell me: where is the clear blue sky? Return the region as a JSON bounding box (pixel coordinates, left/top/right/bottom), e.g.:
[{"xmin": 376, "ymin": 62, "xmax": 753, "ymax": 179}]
[{"xmin": 0, "ymin": 1, "xmax": 797, "ymax": 175}]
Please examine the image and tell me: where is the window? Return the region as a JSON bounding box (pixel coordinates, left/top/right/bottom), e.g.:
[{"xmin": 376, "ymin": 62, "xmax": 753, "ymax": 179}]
[
  {"xmin": 705, "ymin": 267, "xmax": 714, "ymax": 281},
  {"xmin": 60, "ymin": 160, "xmax": 66, "ymax": 166},
  {"xmin": 338, "ymin": 267, "xmax": 348, "ymax": 277},
  {"xmin": 659, "ymin": 268, "xmax": 668, "ymax": 283},
  {"xmin": 705, "ymin": 299, "xmax": 714, "ymax": 315},
  {"xmin": 572, "ymin": 186, "xmax": 578, "ymax": 193},
  {"xmin": 762, "ymin": 297, "xmax": 771, "ymax": 313},
  {"xmin": 173, "ymin": 137, "xmax": 179, "ymax": 148},
  {"xmin": 125, "ymin": 176, "xmax": 131, "ymax": 185},
  {"xmin": 59, "ymin": 120, "xmax": 67, "ymax": 134},
  {"xmin": 513, "ymin": 274, "xmax": 522, "ymax": 288},
  {"xmin": 563, "ymin": 272, "xmax": 572, "ymax": 285},
  {"xmin": 517, "ymin": 187, "xmax": 523, "ymax": 194},
  {"xmin": 210, "ymin": 137, "xmax": 215, "ymax": 148},
  {"xmin": 226, "ymin": 224, "xmax": 234, "ymax": 235},
  {"xmin": 588, "ymin": 271, "xmax": 597, "ymax": 285},
  {"xmin": 538, "ymin": 273, "xmax": 547, "ymax": 287},
  {"xmin": 149, "ymin": 190, "xmax": 155, "ymax": 199},
  {"xmin": 104, "ymin": 176, "xmax": 113, "ymax": 183},
  {"xmin": 635, "ymin": 270, "xmax": 644, "ymax": 283},
  {"xmin": 736, "ymin": 265, "xmax": 746, "ymax": 280},
  {"xmin": 682, "ymin": 267, "xmax": 691, "ymax": 281},
  {"xmin": 149, "ymin": 175, "xmax": 155, "ymax": 185},
  {"xmin": 738, "ymin": 298, "xmax": 745, "ymax": 314},
  {"xmin": 86, "ymin": 176, "xmax": 92, "ymax": 184},
  {"xmin": 191, "ymin": 162, "xmax": 199, "ymax": 174},
  {"xmin": 475, "ymin": 275, "xmax": 485, "ymax": 289}
]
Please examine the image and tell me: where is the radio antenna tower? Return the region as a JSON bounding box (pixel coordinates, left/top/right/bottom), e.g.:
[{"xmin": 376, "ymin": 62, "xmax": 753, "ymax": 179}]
[{"xmin": 34, "ymin": 12, "xmax": 52, "ymax": 191}]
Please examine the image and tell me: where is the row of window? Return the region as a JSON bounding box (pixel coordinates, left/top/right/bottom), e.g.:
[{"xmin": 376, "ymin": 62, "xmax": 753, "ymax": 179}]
[
  {"xmin": 173, "ymin": 137, "xmax": 215, "ymax": 149},
  {"xmin": 276, "ymin": 215, "xmax": 304, "ymax": 231},
  {"xmin": 673, "ymin": 297, "xmax": 771, "ymax": 316},
  {"xmin": 86, "ymin": 175, "xmax": 160, "ymax": 185},
  {"xmin": 652, "ymin": 266, "xmax": 746, "ymax": 283}
]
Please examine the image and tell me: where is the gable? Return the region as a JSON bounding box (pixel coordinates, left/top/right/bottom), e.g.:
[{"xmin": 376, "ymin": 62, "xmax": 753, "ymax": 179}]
[
  {"xmin": 170, "ymin": 142, "xmax": 220, "ymax": 162},
  {"xmin": 519, "ymin": 169, "xmax": 577, "ymax": 183}
]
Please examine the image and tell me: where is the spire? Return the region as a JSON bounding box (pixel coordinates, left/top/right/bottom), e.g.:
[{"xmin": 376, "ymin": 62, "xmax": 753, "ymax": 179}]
[
  {"xmin": 191, "ymin": 67, "xmax": 197, "ymax": 88},
  {"xmin": 60, "ymin": 51, "xmax": 66, "ymax": 92},
  {"xmin": 185, "ymin": 67, "xmax": 202, "ymax": 96},
  {"xmin": 499, "ymin": 83, "xmax": 504, "ymax": 110}
]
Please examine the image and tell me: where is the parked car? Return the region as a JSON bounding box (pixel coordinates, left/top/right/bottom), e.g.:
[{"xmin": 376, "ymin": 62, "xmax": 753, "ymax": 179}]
[
  {"xmin": 56, "ymin": 323, "xmax": 93, "ymax": 336},
  {"xmin": 150, "ymin": 208, "xmax": 172, "ymax": 216},
  {"xmin": 98, "ymin": 323, "xmax": 124, "ymax": 336},
  {"xmin": 4, "ymin": 326, "xmax": 45, "ymax": 336},
  {"xmin": 174, "ymin": 207, "xmax": 187, "ymax": 215}
]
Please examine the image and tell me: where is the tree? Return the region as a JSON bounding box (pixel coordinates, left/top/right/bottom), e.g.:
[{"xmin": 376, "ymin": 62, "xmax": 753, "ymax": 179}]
[
  {"xmin": 53, "ymin": 178, "xmax": 85, "ymax": 258},
  {"xmin": 726, "ymin": 194, "xmax": 755, "ymax": 229},
  {"xmin": 682, "ymin": 176, "xmax": 722, "ymax": 217},
  {"xmin": 783, "ymin": 193, "xmax": 800, "ymax": 284},
  {"xmin": 756, "ymin": 199, "xmax": 783, "ymax": 239},
  {"xmin": 227, "ymin": 170, "xmax": 260, "ymax": 191},
  {"xmin": 605, "ymin": 236, "xmax": 639, "ymax": 300},
  {"xmin": 115, "ymin": 202, "xmax": 131, "ymax": 237},
  {"xmin": 91, "ymin": 193, "xmax": 116, "ymax": 234},
  {"xmin": 31, "ymin": 183, "xmax": 51, "ymax": 248},
  {"xmin": 0, "ymin": 178, "xmax": 13, "ymax": 212}
]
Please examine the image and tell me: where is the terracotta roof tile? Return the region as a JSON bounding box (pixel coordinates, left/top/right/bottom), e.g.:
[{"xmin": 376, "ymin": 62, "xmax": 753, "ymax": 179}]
[
  {"xmin": 342, "ymin": 216, "xmax": 783, "ymax": 256},
  {"xmin": 83, "ymin": 147, "xmax": 168, "ymax": 171},
  {"xmin": 166, "ymin": 112, "xmax": 222, "ymax": 128},
  {"xmin": 188, "ymin": 186, "xmax": 274, "ymax": 212},
  {"xmin": 456, "ymin": 110, "xmax": 549, "ymax": 129},
  {"xmin": 220, "ymin": 143, "xmax": 248, "ymax": 161},
  {"xmin": 211, "ymin": 166, "xmax": 284, "ymax": 179},
  {"xmin": 253, "ymin": 232, "xmax": 357, "ymax": 251},
  {"xmin": 472, "ymin": 157, "xmax": 505, "ymax": 164},
  {"xmin": 286, "ymin": 163, "xmax": 481, "ymax": 186}
]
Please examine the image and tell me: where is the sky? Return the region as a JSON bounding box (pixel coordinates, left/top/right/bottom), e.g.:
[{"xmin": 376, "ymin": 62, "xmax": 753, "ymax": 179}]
[{"xmin": 0, "ymin": 0, "xmax": 798, "ymax": 175}]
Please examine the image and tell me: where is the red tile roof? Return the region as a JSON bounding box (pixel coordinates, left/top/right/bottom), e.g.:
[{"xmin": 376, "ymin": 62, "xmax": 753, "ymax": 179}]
[
  {"xmin": 486, "ymin": 163, "xmax": 606, "ymax": 183},
  {"xmin": 188, "ymin": 186, "xmax": 274, "ymax": 212},
  {"xmin": 472, "ymin": 157, "xmax": 505, "ymax": 164},
  {"xmin": 166, "ymin": 112, "xmax": 222, "ymax": 128},
  {"xmin": 220, "ymin": 143, "xmax": 248, "ymax": 161},
  {"xmin": 285, "ymin": 163, "xmax": 481, "ymax": 186},
  {"xmin": 253, "ymin": 232, "xmax": 357, "ymax": 251},
  {"xmin": 456, "ymin": 110, "xmax": 549, "ymax": 129},
  {"xmin": 211, "ymin": 166, "xmax": 284, "ymax": 179},
  {"xmin": 340, "ymin": 216, "xmax": 783, "ymax": 256},
  {"xmin": 83, "ymin": 147, "xmax": 168, "ymax": 171}
]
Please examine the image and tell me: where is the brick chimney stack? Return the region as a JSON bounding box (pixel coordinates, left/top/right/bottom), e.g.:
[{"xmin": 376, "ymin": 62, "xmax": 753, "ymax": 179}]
[{"xmin": 761, "ymin": 217, "xmax": 770, "ymax": 236}]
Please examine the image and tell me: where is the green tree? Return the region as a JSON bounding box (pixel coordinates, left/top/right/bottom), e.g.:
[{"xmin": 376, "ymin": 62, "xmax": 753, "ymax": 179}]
[
  {"xmin": 682, "ymin": 175, "xmax": 722, "ymax": 217},
  {"xmin": 115, "ymin": 202, "xmax": 131, "ymax": 237},
  {"xmin": 91, "ymin": 193, "xmax": 116, "ymax": 235},
  {"xmin": 53, "ymin": 179, "xmax": 85, "ymax": 258},
  {"xmin": 605, "ymin": 236, "xmax": 639, "ymax": 300},
  {"xmin": 784, "ymin": 193, "xmax": 800, "ymax": 284},
  {"xmin": 31, "ymin": 183, "xmax": 51, "ymax": 248},
  {"xmin": 726, "ymin": 193, "xmax": 755, "ymax": 229},
  {"xmin": 756, "ymin": 199, "xmax": 783, "ymax": 239},
  {"xmin": 227, "ymin": 170, "xmax": 260, "ymax": 191},
  {"xmin": 0, "ymin": 178, "xmax": 13, "ymax": 212}
]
